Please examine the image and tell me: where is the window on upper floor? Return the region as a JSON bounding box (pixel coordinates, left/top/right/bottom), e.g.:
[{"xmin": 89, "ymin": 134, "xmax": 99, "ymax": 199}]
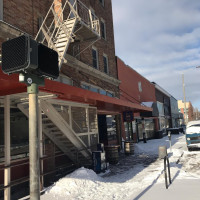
[
  {"xmin": 100, "ymin": 19, "xmax": 106, "ymax": 40},
  {"xmin": 81, "ymin": 84, "xmax": 90, "ymax": 90},
  {"xmin": 90, "ymin": 86, "xmax": 99, "ymax": 93},
  {"xmin": 0, "ymin": 0, "xmax": 3, "ymax": 20},
  {"xmin": 99, "ymin": 89, "xmax": 107, "ymax": 95},
  {"xmin": 103, "ymin": 54, "xmax": 109, "ymax": 74},
  {"xmin": 92, "ymin": 47, "xmax": 99, "ymax": 69},
  {"xmin": 38, "ymin": 17, "xmax": 44, "ymax": 42},
  {"xmin": 73, "ymin": 44, "xmax": 80, "ymax": 60},
  {"xmin": 99, "ymin": 0, "xmax": 105, "ymax": 7},
  {"xmin": 138, "ymin": 81, "xmax": 142, "ymax": 92},
  {"xmin": 81, "ymin": 82, "xmax": 115, "ymax": 97},
  {"xmin": 107, "ymin": 91, "xmax": 114, "ymax": 97}
]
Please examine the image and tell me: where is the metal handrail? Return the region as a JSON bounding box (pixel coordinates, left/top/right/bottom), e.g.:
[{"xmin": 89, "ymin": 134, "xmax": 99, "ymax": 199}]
[
  {"xmin": 77, "ymin": 0, "xmax": 100, "ymax": 35},
  {"xmin": 0, "ymin": 163, "xmax": 76, "ymax": 191}
]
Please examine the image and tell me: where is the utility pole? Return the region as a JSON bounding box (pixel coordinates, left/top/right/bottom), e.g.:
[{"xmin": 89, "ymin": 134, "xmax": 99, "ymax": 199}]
[
  {"xmin": 20, "ymin": 74, "xmax": 45, "ymax": 200},
  {"xmin": 28, "ymin": 83, "xmax": 40, "ymax": 200},
  {"xmin": 182, "ymin": 74, "xmax": 187, "ymax": 124}
]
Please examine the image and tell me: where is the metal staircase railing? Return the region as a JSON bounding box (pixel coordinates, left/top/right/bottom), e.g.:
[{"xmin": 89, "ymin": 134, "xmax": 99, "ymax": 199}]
[
  {"xmin": 35, "ymin": 0, "xmax": 100, "ymax": 70},
  {"xmin": 17, "ymin": 100, "xmax": 92, "ymax": 166}
]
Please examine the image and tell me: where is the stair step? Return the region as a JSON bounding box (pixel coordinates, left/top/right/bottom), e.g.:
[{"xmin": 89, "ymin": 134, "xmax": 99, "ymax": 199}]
[
  {"xmin": 57, "ymin": 33, "xmax": 70, "ymax": 39},
  {"xmin": 51, "ymin": 130, "xmax": 62, "ymax": 134},
  {"xmin": 56, "ymin": 47, "xmax": 65, "ymax": 52},
  {"xmin": 59, "ymin": 27, "xmax": 73, "ymax": 35},
  {"xmin": 42, "ymin": 120, "xmax": 52, "ymax": 124},
  {"xmin": 53, "ymin": 132, "xmax": 63, "ymax": 135},
  {"xmin": 56, "ymin": 37, "xmax": 69, "ymax": 43},
  {"xmin": 55, "ymin": 42, "xmax": 68, "ymax": 48},
  {"xmin": 48, "ymin": 127, "xmax": 60, "ymax": 131},
  {"xmin": 64, "ymin": 18, "xmax": 76, "ymax": 24},
  {"xmin": 56, "ymin": 135, "xmax": 67, "ymax": 139}
]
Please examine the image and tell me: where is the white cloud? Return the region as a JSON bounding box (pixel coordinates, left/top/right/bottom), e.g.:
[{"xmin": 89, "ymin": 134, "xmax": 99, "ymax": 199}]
[{"xmin": 112, "ymin": 0, "xmax": 200, "ymax": 109}]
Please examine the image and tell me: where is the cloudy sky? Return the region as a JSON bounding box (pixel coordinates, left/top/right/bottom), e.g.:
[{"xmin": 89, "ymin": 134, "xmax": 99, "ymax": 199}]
[{"xmin": 112, "ymin": 0, "xmax": 200, "ymax": 109}]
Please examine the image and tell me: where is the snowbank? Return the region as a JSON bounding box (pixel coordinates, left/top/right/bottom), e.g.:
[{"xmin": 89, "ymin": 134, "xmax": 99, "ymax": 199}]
[
  {"xmin": 41, "ymin": 134, "xmax": 200, "ymax": 200},
  {"xmin": 41, "ymin": 167, "xmax": 103, "ymax": 200}
]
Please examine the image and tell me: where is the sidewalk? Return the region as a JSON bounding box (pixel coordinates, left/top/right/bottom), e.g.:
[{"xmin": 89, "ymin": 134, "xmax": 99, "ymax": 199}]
[
  {"xmin": 131, "ymin": 134, "xmax": 200, "ymax": 200},
  {"xmin": 133, "ymin": 179, "xmax": 200, "ymax": 200}
]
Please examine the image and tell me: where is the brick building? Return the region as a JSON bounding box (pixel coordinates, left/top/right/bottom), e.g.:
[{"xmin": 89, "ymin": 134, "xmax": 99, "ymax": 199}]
[
  {"xmin": 117, "ymin": 57, "xmax": 156, "ymax": 141},
  {"xmin": 178, "ymin": 100, "xmax": 194, "ymax": 123},
  {"xmin": 0, "ymin": 0, "xmax": 151, "ymax": 198}
]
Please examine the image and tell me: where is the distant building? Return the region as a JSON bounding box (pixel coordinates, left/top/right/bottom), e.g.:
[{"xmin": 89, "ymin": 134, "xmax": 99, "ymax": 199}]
[
  {"xmin": 170, "ymin": 96, "xmax": 183, "ymax": 127},
  {"xmin": 117, "ymin": 56, "xmax": 156, "ymax": 141},
  {"xmin": 151, "ymin": 82, "xmax": 172, "ymax": 132},
  {"xmin": 178, "ymin": 100, "xmax": 194, "ymax": 123}
]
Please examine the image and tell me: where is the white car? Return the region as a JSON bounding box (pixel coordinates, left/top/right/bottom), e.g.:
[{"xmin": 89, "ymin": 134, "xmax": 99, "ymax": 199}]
[{"xmin": 186, "ymin": 120, "xmax": 200, "ymax": 151}]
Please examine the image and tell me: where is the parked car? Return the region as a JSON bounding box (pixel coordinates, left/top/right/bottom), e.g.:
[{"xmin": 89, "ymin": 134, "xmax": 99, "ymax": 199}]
[{"xmin": 186, "ymin": 120, "xmax": 200, "ymax": 151}]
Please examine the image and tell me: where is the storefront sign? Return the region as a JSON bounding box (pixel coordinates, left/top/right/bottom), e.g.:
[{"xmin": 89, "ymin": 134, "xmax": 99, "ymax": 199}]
[{"xmin": 123, "ymin": 111, "xmax": 134, "ymax": 122}]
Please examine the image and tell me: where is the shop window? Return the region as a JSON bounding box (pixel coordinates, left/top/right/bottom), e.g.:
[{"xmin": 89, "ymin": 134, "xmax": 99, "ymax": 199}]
[
  {"xmin": 0, "ymin": 108, "xmax": 29, "ymax": 162},
  {"xmin": 103, "ymin": 54, "xmax": 109, "ymax": 74},
  {"xmin": 89, "ymin": 108, "xmax": 98, "ymax": 132},
  {"xmin": 92, "ymin": 47, "xmax": 98, "ymax": 69},
  {"xmin": 106, "ymin": 115, "xmax": 117, "ymax": 141},
  {"xmin": 101, "ymin": 19, "xmax": 106, "ymax": 40},
  {"xmin": 124, "ymin": 122, "xmax": 133, "ymax": 141}
]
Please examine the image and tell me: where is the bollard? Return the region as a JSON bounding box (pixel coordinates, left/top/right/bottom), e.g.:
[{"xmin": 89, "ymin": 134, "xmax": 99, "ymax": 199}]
[
  {"xmin": 164, "ymin": 156, "xmax": 172, "ymax": 189},
  {"xmin": 158, "ymin": 146, "xmax": 171, "ymax": 189}
]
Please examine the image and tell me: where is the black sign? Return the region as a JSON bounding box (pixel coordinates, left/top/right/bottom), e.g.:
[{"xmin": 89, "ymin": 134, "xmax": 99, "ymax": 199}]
[{"xmin": 123, "ymin": 111, "xmax": 134, "ymax": 122}]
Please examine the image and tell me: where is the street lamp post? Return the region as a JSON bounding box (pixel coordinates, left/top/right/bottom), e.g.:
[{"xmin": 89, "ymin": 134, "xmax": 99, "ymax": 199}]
[{"xmin": 182, "ymin": 74, "xmax": 187, "ymax": 124}]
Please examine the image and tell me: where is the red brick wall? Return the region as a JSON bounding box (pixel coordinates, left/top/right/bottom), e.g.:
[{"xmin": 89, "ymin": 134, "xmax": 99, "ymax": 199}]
[
  {"xmin": 117, "ymin": 57, "xmax": 156, "ymax": 103},
  {"xmin": 61, "ymin": 64, "xmax": 120, "ymax": 98},
  {"xmin": 77, "ymin": 0, "xmax": 117, "ymax": 79},
  {"xmin": 2, "ymin": 0, "xmax": 118, "ymax": 96},
  {"xmin": 3, "ymin": 0, "xmax": 51, "ymax": 36}
]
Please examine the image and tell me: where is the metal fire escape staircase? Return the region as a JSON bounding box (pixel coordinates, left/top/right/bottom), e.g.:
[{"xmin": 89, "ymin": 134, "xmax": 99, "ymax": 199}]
[
  {"xmin": 17, "ymin": 100, "xmax": 92, "ymax": 166},
  {"xmin": 31, "ymin": 0, "xmax": 100, "ymax": 166},
  {"xmin": 35, "ymin": 0, "xmax": 100, "ymax": 69}
]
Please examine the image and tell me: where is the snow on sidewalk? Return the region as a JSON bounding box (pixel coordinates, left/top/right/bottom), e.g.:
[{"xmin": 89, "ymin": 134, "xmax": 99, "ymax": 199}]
[{"xmin": 41, "ymin": 134, "xmax": 200, "ymax": 200}]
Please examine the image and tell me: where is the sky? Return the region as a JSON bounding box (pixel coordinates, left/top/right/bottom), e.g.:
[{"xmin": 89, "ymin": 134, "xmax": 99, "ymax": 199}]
[{"xmin": 112, "ymin": 0, "xmax": 200, "ymax": 110}]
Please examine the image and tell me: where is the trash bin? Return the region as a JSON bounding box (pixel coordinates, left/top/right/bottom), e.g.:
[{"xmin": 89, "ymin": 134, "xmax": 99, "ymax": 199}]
[
  {"xmin": 105, "ymin": 145, "xmax": 119, "ymax": 164},
  {"xmin": 125, "ymin": 141, "xmax": 134, "ymax": 155}
]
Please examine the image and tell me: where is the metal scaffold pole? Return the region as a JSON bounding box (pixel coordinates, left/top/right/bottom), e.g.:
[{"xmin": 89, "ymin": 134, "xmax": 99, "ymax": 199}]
[{"xmin": 4, "ymin": 95, "xmax": 11, "ymax": 200}]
